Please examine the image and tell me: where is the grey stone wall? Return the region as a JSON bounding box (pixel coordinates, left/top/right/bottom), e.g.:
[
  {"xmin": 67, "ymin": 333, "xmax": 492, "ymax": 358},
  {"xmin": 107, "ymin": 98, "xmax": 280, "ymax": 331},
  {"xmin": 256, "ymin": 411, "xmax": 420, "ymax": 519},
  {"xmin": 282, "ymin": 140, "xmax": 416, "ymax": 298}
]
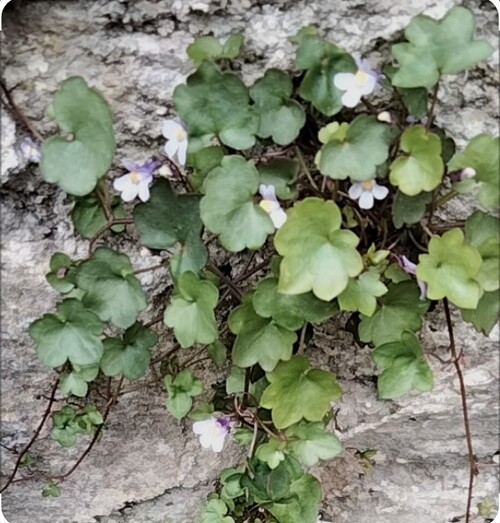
[{"xmin": 1, "ymin": 1, "xmax": 498, "ymax": 522}]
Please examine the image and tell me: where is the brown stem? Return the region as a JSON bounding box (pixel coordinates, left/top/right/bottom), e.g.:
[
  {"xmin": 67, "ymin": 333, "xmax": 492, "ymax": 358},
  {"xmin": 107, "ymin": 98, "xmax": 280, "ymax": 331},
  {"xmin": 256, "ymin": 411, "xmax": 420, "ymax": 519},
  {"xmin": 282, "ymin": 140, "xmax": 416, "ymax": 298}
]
[
  {"xmin": 233, "ymin": 256, "xmax": 272, "ymax": 284},
  {"xmin": 443, "ymin": 298, "xmax": 477, "ymax": 523},
  {"xmin": 87, "ymin": 218, "xmax": 133, "ymax": 255},
  {"xmin": 134, "ymin": 263, "xmax": 166, "ymax": 275},
  {"xmin": 206, "ymin": 262, "xmax": 242, "ymax": 300},
  {"xmin": 0, "ymin": 375, "xmax": 60, "ymax": 493}
]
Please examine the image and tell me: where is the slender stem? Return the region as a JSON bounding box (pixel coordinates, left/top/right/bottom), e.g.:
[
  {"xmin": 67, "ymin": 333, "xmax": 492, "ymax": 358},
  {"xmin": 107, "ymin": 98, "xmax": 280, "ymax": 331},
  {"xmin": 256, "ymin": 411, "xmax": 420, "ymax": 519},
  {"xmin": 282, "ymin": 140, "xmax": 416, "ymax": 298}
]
[
  {"xmin": 443, "ymin": 298, "xmax": 477, "ymax": 523},
  {"xmin": 248, "ymin": 420, "xmax": 259, "ymax": 459},
  {"xmin": 150, "ymin": 345, "xmax": 180, "ymax": 365},
  {"xmin": 295, "ymin": 146, "xmax": 321, "ymax": 193},
  {"xmin": 233, "ymin": 257, "xmax": 272, "ymax": 284},
  {"xmin": 88, "ymin": 218, "xmax": 133, "ymax": 255},
  {"xmin": 95, "ymin": 183, "xmax": 112, "ymax": 221},
  {"xmin": 134, "ymin": 263, "xmax": 166, "ymax": 275},
  {"xmin": 298, "ymin": 323, "xmax": 308, "ymax": 354},
  {"xmin": 0, "ymin": 375, "xmax": 60, "ymax": 493},
  {"xmin": 206, "ymin": 262, "xmax": 242, "ymax": 300},
  {"xmin": 426, "ymin": 82, "xmax": 439, "ymax": 131},
  {"xmin": 434, "ymin": 190, "xmax": 458, "ymax": 209}
]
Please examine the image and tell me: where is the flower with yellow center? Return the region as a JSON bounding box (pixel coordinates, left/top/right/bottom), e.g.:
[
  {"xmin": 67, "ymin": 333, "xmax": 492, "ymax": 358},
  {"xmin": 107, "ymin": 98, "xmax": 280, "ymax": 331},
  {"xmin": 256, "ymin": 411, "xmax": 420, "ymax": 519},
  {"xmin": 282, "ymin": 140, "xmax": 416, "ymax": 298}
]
[
  {"xmin": 258, "ymin": 184, "xmax": 287, "ymax": 229},
  {"xmin": 333, "ymin": 56, "xmax": 379, "ymax": 108},
  {"xmin": 113, "ymin": 158, "xmax": 160, "ymax": 202},
  {"xmin": 348, "ymin": 178, "xmax": 388, "ymax": 209},
  {"xmin": 162, "ymin": 118, "xmax": 188, "ymax": 166}
]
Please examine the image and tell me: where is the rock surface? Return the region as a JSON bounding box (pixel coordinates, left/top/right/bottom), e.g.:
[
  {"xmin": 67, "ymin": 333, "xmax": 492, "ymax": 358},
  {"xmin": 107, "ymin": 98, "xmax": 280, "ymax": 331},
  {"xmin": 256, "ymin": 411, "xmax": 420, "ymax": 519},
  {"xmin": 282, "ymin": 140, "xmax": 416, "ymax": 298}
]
[{"xmin": 1, "ymin": 1, "xmax": 498, "ymax": 522}]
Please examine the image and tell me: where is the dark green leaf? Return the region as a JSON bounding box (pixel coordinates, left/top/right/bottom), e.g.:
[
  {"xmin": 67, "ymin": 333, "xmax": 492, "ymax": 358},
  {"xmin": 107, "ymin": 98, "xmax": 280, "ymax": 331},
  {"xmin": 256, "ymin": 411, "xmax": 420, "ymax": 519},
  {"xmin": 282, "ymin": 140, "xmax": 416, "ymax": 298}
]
[
  {"xmin": 257, "ymin": 159, "xmax": 299, "ymax": 200},
  {"xmin": 392, "ymin": 190, "xmax": 432, "ymax": 228}
]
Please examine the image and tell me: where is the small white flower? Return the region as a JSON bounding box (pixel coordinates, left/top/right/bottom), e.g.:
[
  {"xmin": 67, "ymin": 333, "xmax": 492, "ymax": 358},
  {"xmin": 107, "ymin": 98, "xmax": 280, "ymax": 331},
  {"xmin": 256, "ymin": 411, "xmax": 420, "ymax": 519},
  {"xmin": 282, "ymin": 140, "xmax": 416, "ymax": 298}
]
[
  {"xmin": 192, "ymin": 416, "xmax": 230, "ymax": 453},
  {"xmin": 334, "ymin": 57, "xmax": 379, "ymax": 108},
  {"xmin": 162, "ymin": 118, "xmax": 188, "ymax": 166},
  {"xmin": 348, "ymin": 179, "xmax": 388, "ymax": 210},
  {"xmin": 461, "ymin": 167, "xmax": 476, "ymax": 179},
  {"xmin": 19, "ymin": 137, "xmax": 41, "ymax": 163},
  {"xmin": 258, "ymin": 184, "xmax": 287, "ymax": 229},
  {"xmin": 113, "ymin": 159, "xmax": 159, "ymax": 203}
]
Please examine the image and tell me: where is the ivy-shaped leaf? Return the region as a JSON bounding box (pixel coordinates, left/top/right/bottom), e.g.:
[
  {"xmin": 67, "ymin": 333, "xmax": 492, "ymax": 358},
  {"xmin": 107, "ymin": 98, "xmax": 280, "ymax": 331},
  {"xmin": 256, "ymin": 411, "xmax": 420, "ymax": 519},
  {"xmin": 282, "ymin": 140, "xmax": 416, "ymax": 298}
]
[
  {"xmin": 187, "ymin": 33, "xmax": 244, "ymax": 65},
  {"xmin": 229, "ymin": 294, "xmax": 296, "ymax": 372},
  {"xmin": 29, "ymin": 299, "xmax": 104, "ymax": 368},
  {"xmin": 200, "ymin": 499, "xmax": 235, "ymax": 523},
  {"xmin": 284, "ymin": 421, "xmax": 342, "ymax": 466},
  {"xmin": 173, "ymin": 61, "xmax": 259, "ymax": 150},
  {"xmin": 255, "ymin": 439, "xmax": 286, "ymax": 469},
  {"xmin": 164, "ymin": 369, "xmax": 203, "ymax": 419},
  {"xmin": 45, "ymin": 252, "xmax": 78, "ymax": 294},
  {"xmin": 260, "ymin": 355, "xmax": 341, "ymax": 429},
  {"xmin": 295, "ymin": 35, "xmax": 356, "ymax": 116},
  {"xmin": 359, "ymin": 281, "xmax": 429, "ymax": 346},
  {"xmin": 338, "ymin": 270, "xmax": 388, "ymax": 317},
  {"xmin": 76, "ymin": 247, "xmax": 147, "ymax": 329},
  {"xmin": 383, "ymin": 65, "xmax": 428, "ymax": 119},
  {"xmin": 392, "ymin": 190, "xmax": 432, "ymax": 229},
  {"xmin": 391, "ymin": 6, "xmax": 493, "ymax": 88},
  {"xmin": 40, "ymin": 76, "xmax": 115, "ymax": 196},
  {"xmin": 318, "ymin": 115, "xmax": 393, "ymax": 181},
  {"xmin": 257, "ymin": 159, "xmax": 299, "ymax": 200},
  {"xmin": 249, "ymin": 69, "xmax": 306, "ymax": 145},
  {"xmin": 416, "ymin": 228, "xmax": 483, "ymax": 309},
  {"xmin": 448, "ymin": 134, "xmax": 499, "ymax": 209},
  {"xmin": 200, "ymin": 155, "xmax": 274, "ymax": 252},
  {"xmin": 164, "ymin": 272, "xmax": 218, "ymax": 348},
  {"xmin": 274, "ymin": 198, "xmax": 363, "ymax": 301},
  {"xmin": 71, "ymin": 194, "xmax": 125, "ymax": 239},
  {"xmin": 461, "ymin": 291, "xmax": 499, "ymax": 336},
  {"xmin": 134, "ymin": 179, "xmax": 207, "ymax": 274},
  {"xmin": 389, "ymin": 125, "xmax": 444, "ymax": 196},
  {"xmin": 100, "ymin": 323, "xmax": 158, "ymax": 380},
  {"xmin": 187, "ymin": 146, "xmax": 225, "ymax": 191},
  {"xmin": 252, "ymin": 276, "xmax": 337, "ymax": 331},
  {"xmin": 60, "ymin": 364, "xmax": 99, "ymax": 397},
  {"xmin": 372, "ymin": 331, "xmax": 433, "ymax": 399}
]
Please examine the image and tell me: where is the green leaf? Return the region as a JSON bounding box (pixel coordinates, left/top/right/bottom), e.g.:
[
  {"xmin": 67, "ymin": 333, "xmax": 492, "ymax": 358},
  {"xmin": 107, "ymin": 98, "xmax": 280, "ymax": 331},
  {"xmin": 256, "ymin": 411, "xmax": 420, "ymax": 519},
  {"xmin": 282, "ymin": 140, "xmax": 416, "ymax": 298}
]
[
  {"xmin": 257, "ymin": 159, "xmax": 299, "ymax": 200},
  {"xmin": 200, "ymin": 498, "xmax": 235, "ymax": 523},
  {"xmin": 383, "ymin": 65, "xmax": 428, "ymax": 119},
  {"xmin": 100, "ymin": 323, "xmax": 158, "ymax": 380},
  {"xmin": 372, "ymin": 331, "xmax": 433, "ymax": 399},
  {"xmin": 164, "ymin": 369, "xmax": 203, "ymax": 419},
  {"xmin": 392, "ymin": 190, "xmax": 432, "ymax": 228},
  {"xmin": 42, "ymin": 480, "xmax": 61, "ymax": 498},
  {"xmin": 338, "ymin": 270, "xmax": 388, "ymax": 317},
  {"xmin": 164, "ymin": 271, "xmax": 218, "ymax": 348},
  {"xmin": 29, "ymin": 299, "xmax": 104, "ymax": 368},
  {"xmin": 255, "ymin": 439, "xmax": 286, "ymax": 469},
  {"xmin": 461, "ymin": 291, "xmax": 499, "ymax": 336},
  {"xmin": 200, "ymin": 155, "xmax": 274, "ymax": 252},
  {"xmin": 274, "ymin": 198, "xmax": 363, "ymax": 300},
  {"xmin": 187, "ymin": 33, "xmax": 243, "ymax": 65},
  {"xmin": 60, "ymin": 365, "xmax": 99, "ymax": 397},
  {"xmin": 318, "ymin": 115, "xmax": 393, "ymax": 181},
  {"xmin": 45, "ymin": 252, "xmax": 78, "ymax": 294},
  {"xmin": 416, "ymin": 229, "xmax": 483, "ymax": 309},
  {"xmin": 289, "ymin": 24, "xmax": 319, "ymax": 44},
  {"xmin": 173, "ymin": 61, "xmax": 259, "ymax": 150},
  {"xmin": 285, "ymin": 421, "xmax": 342, "ymax": 466},
  {"xmin": 267, "ymin": 474, "xmax": 322, "ymax": 523},
  {"xmin": 260, "ymin": 355, "xmax": 341, "ymax": 429},
  {"xmin": 40, "ymin": 76, "xmax": 115, "ymax": 196},
  {"xmin": 252, "ymin": 277, "xmax": 337, "ymax": 330},
  {"xmin": 207, "ymin": 340, "xmax": 227, "ymax": 367},
  {"xmin": 465, "ymin": 211, "xmax": 499, "ymax": 292},
  {"xmin": 187, "ymin": 146, "xmax": 225, "ymax": 191},
  {"xmin": 359, "ymin": 281, "xmax": 429, "ymax": 346},
  {"xmin": 71, "ymin": 194, "xmax": 125, "ymax": 238},
  {"xmin": 76, "ymin": 247, "xmax": 147, "ymax": 329},
  {"xmin": 229, "ymin": 294, "xmax": 297, "ymax": 372},
  {"xmin": 389, "ymin": 125, "xmax": 444, "ymax": 196},
  {"xmin": 134, "ymin": 179, "xmax": 207, "ymax": 274},
  {"xmin": 448, "ymin": 134, "xmax": 499, "ymax": 209},
  {"xmin": 250, "ymin": 69, "xmax": 306, "ymax": 145},
  {"xmin": 295, "ymin": 35, "xmax": 356, "ymax": 116},
  {"xmin": 391, "ymin": 6, "xmax": 493, "ymax": 88}
]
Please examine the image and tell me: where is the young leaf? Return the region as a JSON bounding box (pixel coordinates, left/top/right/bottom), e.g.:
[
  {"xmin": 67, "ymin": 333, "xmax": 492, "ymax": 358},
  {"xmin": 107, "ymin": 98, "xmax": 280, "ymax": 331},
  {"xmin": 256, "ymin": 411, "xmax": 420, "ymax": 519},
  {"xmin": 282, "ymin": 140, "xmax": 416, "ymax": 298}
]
[
  {"xmin": 42, "ymin": 480, "xmax": 61, "ymax": 498},
  {"xmin": 359, "ymin": 281, "xmax": 429, "ymax": 346},
  {"xmin": 257, "ymin": 159, "xmax": 299, "ymax": 200},
  {"xmin": 45, "ymin": 252, "xmax": 78, "ymax": 294},
  {"xmin": 207, "ymin": 340, "xmax": 227, "ymax": 367},
  {"xmin": 200, "ymin": 155, "xmax": 274, "ymax": 252},
  {"xmin": 389, "ymin": 125, "xmax": 444, "ymax": 196},
  {"xmin": 255, "ymin": 439, "xmax": 286, "ymax": 469},
  {"xmin": 372, "ymin": 331, "xmax": 433, "ymax": 399},
  {"xmin": 29, "ymin": 299, "xmax": 104, "ymax": 368},
  {"xmin": 416, "ymin": 228, "xmax": 483, "ymax": 309},
  {"xmin": 274, "ymin": 198, "xmax": 363, "ymax": 300},
  {"xmin": 295, "ymin": 35, "xmax": 356, "ymax": 116},
  {"xmin": 40, "ymin": 76, "xmax": 115, "ymax": 196},
  {"xmin": 187, "ymin": 33, "xmax": 243, "ymax": 65},
  {"xmin": 284, "ymin": 421, "xmax": 342, "ymax": 466},
  {"xmin": 318, "ymin": 115, "xmax": 393, "ymax": 181},
  {"xmin": 134, "ymin": 179, "xmax": 207, "ymax": 274},
  {"xmin": 229, "ymin": 295, "xmax": 296, "ymax": 372},
  {"xmin": 338, "ymin": 270, "xmax": 388, "ymax": 317},
  {"xmin": 260, "ymin": 355, "xmax": 341, "ymax": 429},
  {"xmin": 164, "ymin": 369, "xmax": 203, "ymax": 419},
  {"xmin": 100, "ymin": 323, "xmax": 158, "ymax": 380},
  {"xmin": 59, "ymin": 364, "xmax": 99, "ymax": 397},
  {"xmin": 200, "ymin": 498, "xmax": 235, "ymax": 523},
  {"xmin": 173, "ymin": 61, "xmax": 259, "ymax": 150},
  {"xmin": 448, "ymin": 134, "xmax": 499, "ymax": 209},
  {"xmin": 461, "ymin": 291, "xmax": 499, "ymax": 336},
  {"xmin": 252, "ymin": 276, "xmax": 337, "ymax": 330},
  {"xmin": 76, "ymin": 247, "xmax": 147, "ymax": 329},
  {"xmin": 391, "ymin": 6, "xmax": 493, "ymax": 88},
  {"xmin": 392, "ymin": 190, "xmax": 432, "ymax": 228},
  {"xmin": 250, "ymin": 69, "xmax": 306, "ymax": 145},
  {"xmin": 164, "ymin": 272, "xmax": 218, "ymax": 348}
]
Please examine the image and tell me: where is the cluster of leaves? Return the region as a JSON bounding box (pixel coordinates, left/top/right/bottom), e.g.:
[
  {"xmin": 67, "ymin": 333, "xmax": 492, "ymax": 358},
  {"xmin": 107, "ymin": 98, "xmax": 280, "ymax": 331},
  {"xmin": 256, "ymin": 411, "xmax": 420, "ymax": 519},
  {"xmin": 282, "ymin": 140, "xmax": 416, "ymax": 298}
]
[{"xmin": 24, "ymin": 5, "xmax": 498, "ymax": 522}]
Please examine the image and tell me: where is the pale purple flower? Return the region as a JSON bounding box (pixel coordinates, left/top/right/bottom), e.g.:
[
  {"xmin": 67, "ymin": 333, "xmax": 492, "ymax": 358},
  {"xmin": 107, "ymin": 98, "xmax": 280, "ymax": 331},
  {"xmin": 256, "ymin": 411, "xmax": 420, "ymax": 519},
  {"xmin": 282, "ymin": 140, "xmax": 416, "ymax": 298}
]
[
  {"xmin": 348, "ymin": 179, "xmax": 388, "ymax": 210},
  {"xmin": 334, "ymin": 56, "xmax": 379, "ymax": 108},
  {"xmin": 258, "ymin": 184, "xmax": 287, "ymax": 229},
  {"xmin": 19, "ymin": 137, "xmax": 41, "ymax": 163},
  {"xmin": 192, "ymin": 416, "xmax": 231, "ymax": 453},
  {"xmin": 162, "ymin": 119, "xmax": 188, "ymax": 166},
  {"xmin": 400, "ymin": 255, "xmax": 427, "ymax": 301},
  {"xmin": 449, "ymin": 167, "xmax": 476, "ymax": 183},
  {"xmin": 113, "ymin": 158, "xmax": 160, "ymax": 202}
]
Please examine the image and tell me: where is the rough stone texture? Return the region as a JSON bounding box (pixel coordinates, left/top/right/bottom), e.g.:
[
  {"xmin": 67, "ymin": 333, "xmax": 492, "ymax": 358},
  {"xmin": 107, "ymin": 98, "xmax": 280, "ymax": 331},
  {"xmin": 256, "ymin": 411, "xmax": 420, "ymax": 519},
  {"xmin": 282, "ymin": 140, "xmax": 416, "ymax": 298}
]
[{"xmin": 1, "ymin": 1, "xmax": 499, "ymax": 523}]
